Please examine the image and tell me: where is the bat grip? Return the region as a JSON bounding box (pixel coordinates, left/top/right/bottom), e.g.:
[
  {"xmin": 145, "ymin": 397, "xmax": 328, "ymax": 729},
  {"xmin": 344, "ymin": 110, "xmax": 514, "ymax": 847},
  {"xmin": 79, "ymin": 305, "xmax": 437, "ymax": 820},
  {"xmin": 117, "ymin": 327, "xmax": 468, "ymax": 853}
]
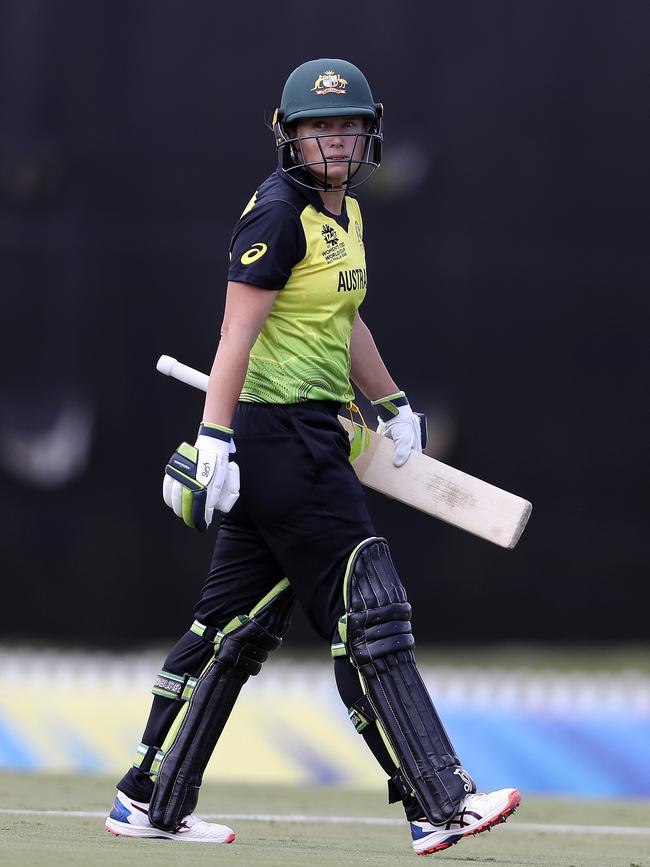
[
  {"xmin": 415, "ymin": 411, "xmax": 428, "ymax": 450},
  {"xmin": 156, "ymin": 355, "xmax": 209, "ymax": 392}
]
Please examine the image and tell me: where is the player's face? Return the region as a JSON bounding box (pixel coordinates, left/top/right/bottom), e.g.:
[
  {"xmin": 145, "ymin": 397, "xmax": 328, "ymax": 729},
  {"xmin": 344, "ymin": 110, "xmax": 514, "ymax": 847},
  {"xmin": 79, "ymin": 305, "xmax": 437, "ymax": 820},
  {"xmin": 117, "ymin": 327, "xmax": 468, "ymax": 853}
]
[{"xmin": 294, "ymin": 116, "xmax": 368, "ymax": 187}]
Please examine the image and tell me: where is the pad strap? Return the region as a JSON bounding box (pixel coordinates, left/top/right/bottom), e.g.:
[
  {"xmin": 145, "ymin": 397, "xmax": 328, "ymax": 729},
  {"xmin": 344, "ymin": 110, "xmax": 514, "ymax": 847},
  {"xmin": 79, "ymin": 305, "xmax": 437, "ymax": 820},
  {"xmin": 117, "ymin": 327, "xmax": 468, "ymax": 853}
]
[
  {"xmin": 388, "ymin": 768, "xmax": 414, "ymax": 804},
  {"xmin": 152, "ymin": 670, "xmax": 198, "ymax": 701},
  {"xmin": 131, "ymin": 742, "xmax": 162, "ymax": 778},
  {"xmin": 348, "ymin": 695, "xmax": 376, "ymax": 733}
]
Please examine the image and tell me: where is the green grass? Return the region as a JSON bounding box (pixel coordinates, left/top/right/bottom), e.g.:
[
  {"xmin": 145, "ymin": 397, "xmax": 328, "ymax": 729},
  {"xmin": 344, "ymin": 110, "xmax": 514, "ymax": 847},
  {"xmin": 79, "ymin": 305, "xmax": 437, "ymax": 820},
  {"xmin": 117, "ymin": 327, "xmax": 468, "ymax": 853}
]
[{"xmin": 1, "ymin": 772, "xmax": 648, "ymax": 867}]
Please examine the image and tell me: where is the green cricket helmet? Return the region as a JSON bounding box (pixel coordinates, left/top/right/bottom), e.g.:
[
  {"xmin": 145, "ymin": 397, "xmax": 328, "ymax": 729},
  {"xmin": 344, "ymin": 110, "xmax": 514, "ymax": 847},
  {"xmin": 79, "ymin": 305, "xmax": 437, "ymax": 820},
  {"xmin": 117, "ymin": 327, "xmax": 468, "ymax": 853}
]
[{"xmin": 273, "ymin": 58, "xmax": 383, "ymax": 191}]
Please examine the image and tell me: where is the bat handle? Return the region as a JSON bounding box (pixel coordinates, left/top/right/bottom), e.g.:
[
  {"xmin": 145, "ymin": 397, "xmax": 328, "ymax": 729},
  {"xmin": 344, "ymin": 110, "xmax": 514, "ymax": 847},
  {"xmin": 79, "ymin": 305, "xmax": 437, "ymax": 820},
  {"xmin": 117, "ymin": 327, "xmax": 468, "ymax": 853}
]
[
  {"xmin": 156, "ymin": 355, "xmax": 209, "ymax": 393},
  {"xmin": 415, "ymin": 411, "xmax": 428, "ymax": 450}
]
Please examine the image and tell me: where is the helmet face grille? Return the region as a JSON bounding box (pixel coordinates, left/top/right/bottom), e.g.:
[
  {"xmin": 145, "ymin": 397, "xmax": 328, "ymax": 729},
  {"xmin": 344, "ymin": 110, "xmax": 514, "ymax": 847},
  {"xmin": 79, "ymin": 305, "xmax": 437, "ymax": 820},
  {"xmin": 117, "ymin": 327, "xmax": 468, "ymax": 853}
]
[{"xmin": 275, "ymin": 128, "xmax": 382, "ymax": 192}]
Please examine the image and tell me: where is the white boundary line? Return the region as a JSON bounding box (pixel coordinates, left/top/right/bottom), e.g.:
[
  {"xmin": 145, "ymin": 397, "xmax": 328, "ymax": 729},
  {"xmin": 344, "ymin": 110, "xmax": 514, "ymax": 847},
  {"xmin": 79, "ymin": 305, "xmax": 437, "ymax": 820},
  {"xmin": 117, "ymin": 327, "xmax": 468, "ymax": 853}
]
[{"xmin": 1, "ymin": 808, "xmax": 649, "ymax": 835}]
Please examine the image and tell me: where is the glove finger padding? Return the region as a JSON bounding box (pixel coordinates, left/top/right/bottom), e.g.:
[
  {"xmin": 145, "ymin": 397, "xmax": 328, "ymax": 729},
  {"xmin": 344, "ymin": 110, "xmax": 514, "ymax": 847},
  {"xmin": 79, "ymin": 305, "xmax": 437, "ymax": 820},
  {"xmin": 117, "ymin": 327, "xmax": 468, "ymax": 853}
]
[
  {"xmin": 171, "ymin": 478, "xmax": 184, "ymax": 519},
  {"xmin": 377, "ymin": 414, "xmax": 422, "ymax": 467},
  {"xmin": 204, "ymin": 454, "xmax": 229, "ymax": 511},
  {"xmin": 216, "ymin": 462, "xmax": 240, "ymax": 513},
  {"xmin": 162, "ymin": 473, "xmax": 174, "ymax": 510}
]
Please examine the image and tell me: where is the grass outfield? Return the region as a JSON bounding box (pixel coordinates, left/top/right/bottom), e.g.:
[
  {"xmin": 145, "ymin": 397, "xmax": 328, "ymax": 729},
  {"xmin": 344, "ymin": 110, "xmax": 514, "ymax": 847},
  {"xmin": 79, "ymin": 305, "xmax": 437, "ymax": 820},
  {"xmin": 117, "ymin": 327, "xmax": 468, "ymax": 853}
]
[{"xmin": 1, "ymin": 773, "xmax": 648, "ymax": 867}]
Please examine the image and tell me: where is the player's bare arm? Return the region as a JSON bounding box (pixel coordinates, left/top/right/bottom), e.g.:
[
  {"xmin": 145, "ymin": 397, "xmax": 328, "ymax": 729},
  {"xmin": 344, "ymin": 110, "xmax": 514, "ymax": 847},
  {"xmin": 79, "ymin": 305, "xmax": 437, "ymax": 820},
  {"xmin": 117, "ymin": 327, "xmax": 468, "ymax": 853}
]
[
  {"xmin": 350, "ymin": 312, "xmax": 424, "ymax": 467},
  {"xmin": 203, "ymin": 281, "xmax": 278, "ymax": 428},
  {"xmin": 349, "ymin": 312, "xmax": 399, "ymax": 400}
]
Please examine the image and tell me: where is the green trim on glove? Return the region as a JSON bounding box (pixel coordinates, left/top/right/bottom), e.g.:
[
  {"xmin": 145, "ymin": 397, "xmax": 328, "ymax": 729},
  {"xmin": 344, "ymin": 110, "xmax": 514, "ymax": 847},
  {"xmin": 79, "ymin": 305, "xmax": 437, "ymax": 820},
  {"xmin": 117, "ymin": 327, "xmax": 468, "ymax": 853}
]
[
  {"xmin": 181, "ymin": 486, "xmax": 195, "ymax": 526},
  {"xmin": 371, "ymin": 391, "xmax": 408, "ymax": 420},
  {"xmin": 177, "ymin": 442, "xmax": 198, "ymax": 462},
  {"xmin": 201, "ymin": 421, "xmax": 234, "ymax": 435}
]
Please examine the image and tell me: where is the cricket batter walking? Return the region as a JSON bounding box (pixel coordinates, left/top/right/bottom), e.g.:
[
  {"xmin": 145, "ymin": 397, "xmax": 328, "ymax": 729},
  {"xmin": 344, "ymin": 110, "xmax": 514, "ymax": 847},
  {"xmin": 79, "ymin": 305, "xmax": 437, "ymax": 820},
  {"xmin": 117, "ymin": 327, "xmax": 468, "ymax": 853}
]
[{"xmin": 105, "ymin": 58, "xmax": 520, "ymax": 856}]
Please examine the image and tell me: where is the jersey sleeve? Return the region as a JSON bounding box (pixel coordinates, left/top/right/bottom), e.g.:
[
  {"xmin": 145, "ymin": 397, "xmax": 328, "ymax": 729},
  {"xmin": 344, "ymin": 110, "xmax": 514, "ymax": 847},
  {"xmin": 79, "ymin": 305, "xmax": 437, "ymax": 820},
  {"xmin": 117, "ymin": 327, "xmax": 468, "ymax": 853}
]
[{"xmin": 227, "ymin": 199, "xmax": 306, "ymax": 290}]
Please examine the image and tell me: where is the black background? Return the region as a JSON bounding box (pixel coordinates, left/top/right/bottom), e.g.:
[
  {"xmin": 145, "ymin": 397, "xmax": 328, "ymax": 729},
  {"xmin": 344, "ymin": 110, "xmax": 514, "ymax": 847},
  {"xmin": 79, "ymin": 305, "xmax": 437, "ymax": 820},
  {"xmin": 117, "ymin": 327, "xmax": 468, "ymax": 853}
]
[{"xmin": 1, "ymin": 1, "xmax": 647, "ymax": 646}]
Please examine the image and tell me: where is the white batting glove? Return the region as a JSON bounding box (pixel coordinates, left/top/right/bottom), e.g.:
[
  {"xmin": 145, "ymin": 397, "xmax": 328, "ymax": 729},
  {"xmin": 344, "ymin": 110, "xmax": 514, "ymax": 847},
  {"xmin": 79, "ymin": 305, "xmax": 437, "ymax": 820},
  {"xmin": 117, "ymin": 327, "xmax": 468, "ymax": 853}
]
[
  {"xmin": 162, "ymin": 422, "xmax": 240, "ymax": 531},
  {"xmin": 372, "ymin": 392, "xmax": 427, "ymax": 467}
]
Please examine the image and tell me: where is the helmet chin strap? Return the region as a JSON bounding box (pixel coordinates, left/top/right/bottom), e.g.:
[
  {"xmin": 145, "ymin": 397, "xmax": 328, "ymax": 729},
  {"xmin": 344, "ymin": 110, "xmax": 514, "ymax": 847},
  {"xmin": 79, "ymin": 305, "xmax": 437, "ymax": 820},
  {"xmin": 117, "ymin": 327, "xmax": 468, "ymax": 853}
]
[
  {"xmin": 286, "ymin": 165, "xmax": 342, "ymax": 192},
  {"xmin": 304, "ymin": 167, "xmax": 347, "ymax": 192}
]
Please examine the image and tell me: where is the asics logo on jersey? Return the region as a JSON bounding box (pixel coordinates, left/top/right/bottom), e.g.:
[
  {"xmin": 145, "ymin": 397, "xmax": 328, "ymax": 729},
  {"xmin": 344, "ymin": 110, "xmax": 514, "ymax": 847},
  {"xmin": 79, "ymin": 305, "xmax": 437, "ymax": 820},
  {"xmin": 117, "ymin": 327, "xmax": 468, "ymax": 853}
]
[{"xmin": 241, "ymin": 243, "xmax": 268, "ymax": 264}]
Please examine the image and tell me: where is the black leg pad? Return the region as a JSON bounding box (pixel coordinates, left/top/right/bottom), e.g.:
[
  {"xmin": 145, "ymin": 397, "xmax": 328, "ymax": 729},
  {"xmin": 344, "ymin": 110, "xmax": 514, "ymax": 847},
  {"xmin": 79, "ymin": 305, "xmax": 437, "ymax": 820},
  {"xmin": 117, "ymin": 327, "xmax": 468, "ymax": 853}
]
[
  {"xmin": 149, "ymin": 580, "xmax": 295, "ymax": 831},
  {"xmin": 344, "ymin": 537, "xmax": 475, "ymax": 825}
]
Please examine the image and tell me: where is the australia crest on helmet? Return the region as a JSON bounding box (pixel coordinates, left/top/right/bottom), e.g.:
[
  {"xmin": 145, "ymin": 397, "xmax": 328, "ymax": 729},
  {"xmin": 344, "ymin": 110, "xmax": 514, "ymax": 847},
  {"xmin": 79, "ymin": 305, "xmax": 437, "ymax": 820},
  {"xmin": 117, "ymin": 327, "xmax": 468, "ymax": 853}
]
[{"xmin": 311, "ymin": 70, "xmax": 349, "ymax": 95}]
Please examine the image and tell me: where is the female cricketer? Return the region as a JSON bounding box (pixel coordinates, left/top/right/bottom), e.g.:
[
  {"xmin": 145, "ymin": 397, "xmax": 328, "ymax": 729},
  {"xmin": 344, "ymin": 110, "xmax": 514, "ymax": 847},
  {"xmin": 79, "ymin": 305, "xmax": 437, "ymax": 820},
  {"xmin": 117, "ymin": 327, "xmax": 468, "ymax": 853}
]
[{"xmin": 105, "ymin": 58, "xmax": 520, "ymax": 856}]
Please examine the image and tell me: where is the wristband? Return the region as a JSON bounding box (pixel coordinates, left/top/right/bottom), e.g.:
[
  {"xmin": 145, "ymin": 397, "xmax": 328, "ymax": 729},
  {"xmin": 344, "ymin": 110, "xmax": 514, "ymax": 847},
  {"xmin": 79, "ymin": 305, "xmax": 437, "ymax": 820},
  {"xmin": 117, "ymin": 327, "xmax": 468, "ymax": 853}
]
[
  {"xmin": 197, "ymin": 421, "xmax": 234, "ymax": 444},
  {"xmin": 371, "ymin": 391, "xmax": 409, "ymax": 422}
]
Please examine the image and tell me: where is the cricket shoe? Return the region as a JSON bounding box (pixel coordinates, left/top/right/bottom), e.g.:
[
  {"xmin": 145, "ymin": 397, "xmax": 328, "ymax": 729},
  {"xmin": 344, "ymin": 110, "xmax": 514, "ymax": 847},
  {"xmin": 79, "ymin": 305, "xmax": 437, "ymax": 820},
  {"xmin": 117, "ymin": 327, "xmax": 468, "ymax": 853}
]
[
  {"xmin": 410, "ymin": 788, "xmax": 520, "ymax": 855},
  {"xmin": 105, "ymin": 790, "xmax": 236, "ymax": 843}
]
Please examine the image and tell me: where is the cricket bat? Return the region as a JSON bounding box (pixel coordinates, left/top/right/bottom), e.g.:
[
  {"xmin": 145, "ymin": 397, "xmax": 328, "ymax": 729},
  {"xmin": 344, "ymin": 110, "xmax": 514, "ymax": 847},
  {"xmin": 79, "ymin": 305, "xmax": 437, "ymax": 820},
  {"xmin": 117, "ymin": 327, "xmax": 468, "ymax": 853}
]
[{"xmin": 156, "ymin": 355, "xmax": 532, "ymax": 549}]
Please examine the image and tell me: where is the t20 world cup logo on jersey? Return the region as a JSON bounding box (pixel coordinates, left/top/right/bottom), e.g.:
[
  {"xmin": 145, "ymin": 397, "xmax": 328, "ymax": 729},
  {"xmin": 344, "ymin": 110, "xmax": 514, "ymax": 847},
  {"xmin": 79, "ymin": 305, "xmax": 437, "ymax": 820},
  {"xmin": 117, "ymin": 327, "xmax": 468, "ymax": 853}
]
[
  {"xmin": 321, "ymin": 223, "xmax": 347, "ymax": 263},
  {"xmin": 322, "ymin": 223, "xmax": 339, "ymax": 248},
  {"xmin": 312, "ymin": 70, "xmax": 348, "ymax": 95}
]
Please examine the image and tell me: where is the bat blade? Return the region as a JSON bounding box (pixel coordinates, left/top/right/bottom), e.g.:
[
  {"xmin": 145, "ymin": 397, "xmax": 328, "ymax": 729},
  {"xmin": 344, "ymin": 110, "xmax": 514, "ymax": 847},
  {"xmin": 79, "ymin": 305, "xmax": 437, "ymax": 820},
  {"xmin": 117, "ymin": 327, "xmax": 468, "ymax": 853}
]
[
  {"xmin": 339, "ymin": 418, "xmax": 531, "ymax": 548},
  {"xmin": 157, "ymin": 355, "xmax": 532, "ymax": 548}
]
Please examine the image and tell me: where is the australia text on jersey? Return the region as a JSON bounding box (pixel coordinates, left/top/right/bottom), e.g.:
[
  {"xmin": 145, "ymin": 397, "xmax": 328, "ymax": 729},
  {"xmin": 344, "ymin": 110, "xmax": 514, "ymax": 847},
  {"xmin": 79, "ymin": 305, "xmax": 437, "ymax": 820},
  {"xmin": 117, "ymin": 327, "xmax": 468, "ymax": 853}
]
[{"xmin": 338, "ymin": 268, "xmax": 367, "ymax": 292}]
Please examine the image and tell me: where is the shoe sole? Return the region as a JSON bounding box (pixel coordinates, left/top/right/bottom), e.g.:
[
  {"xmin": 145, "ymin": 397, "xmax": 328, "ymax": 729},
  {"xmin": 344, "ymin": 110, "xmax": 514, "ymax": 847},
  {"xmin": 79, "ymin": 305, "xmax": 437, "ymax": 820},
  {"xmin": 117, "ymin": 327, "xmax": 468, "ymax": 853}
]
[
  {"xmin": 105, "ymin": 820, "xmax": 236, "ymax": 844},
  {"xmin": 416, "ymin": 789, "xmax": 521, "ymax": 856}
]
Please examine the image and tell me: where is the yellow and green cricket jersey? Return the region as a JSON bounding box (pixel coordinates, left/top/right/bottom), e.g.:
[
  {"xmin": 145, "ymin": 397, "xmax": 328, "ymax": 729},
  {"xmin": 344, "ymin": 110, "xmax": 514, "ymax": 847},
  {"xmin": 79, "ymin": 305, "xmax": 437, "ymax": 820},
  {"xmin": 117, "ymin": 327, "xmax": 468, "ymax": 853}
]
[{"xmin": 227, "ymin": 170, "xmax": 367, "ymax": 404}]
